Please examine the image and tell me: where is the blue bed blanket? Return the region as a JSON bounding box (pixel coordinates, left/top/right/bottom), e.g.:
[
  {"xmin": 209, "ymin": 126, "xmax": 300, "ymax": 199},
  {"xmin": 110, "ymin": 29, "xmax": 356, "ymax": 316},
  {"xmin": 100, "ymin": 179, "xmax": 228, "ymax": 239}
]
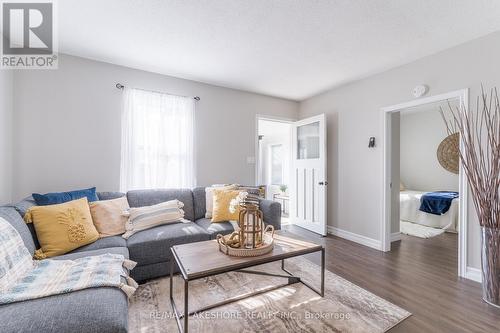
[{"xmin": 419, "ymin": 191, "xmax": 459, "ymax": 215}]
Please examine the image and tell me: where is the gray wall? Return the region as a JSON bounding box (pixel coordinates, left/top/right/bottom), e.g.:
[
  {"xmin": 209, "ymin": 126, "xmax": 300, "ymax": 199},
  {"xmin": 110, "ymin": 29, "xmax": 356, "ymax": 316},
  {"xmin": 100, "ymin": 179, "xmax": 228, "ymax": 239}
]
[
  {"xmin": 12, "ymin": 54, "xmax": 299, "ymax": 200},
  {"xmin": 0, "ymin": 71, "xmax": 13, "ymax": 204},
  {"xmin": 400, "ymin": 107, "xmax": 459, "ymax": 192},
  {"xmin": 299, "ymin": 31, "xmax": 500, "ymax": 270}
]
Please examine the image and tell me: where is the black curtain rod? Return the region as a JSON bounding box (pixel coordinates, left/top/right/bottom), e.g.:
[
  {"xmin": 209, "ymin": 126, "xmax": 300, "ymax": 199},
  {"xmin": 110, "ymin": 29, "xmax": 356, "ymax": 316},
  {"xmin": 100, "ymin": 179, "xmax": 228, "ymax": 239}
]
[{"xmin": 116, "ymin": 83, "xmax": 200, "ymax": 101}]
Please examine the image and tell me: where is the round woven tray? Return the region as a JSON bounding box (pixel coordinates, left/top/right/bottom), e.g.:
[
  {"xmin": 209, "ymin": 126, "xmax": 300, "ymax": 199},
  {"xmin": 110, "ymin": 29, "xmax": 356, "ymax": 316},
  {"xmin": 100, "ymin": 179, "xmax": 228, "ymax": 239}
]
[
  {"xmin": 437, "ymin": 132, "xmax": 460, "ymax": 174},
  {"xmin": 217, "ymin": 225, "xmax": 274, "ymax": 257}
]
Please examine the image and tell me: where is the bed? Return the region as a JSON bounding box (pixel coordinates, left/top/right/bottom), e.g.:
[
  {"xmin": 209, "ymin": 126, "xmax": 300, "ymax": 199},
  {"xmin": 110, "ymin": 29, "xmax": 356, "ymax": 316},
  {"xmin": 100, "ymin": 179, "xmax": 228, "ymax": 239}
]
[{"xmin": 400, "ymin": 190, "xmax": 459, "ymax": 233}]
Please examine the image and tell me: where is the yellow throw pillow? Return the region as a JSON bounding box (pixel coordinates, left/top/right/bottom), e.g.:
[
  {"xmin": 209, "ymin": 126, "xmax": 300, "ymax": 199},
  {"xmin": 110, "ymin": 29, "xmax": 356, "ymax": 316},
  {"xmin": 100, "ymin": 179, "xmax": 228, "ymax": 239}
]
[
  {"xmin": 24, "ymin": 197, "xmax": 99, "ymax": 259},
  {"xmin": 89, "ymin": 196, "xmax": 130, "ymax": 238},
  {"xmin": 211, "ymin": 189, "xmax": 242, "ymax": 223},
  {"xmin": 205, "ymin": 184, "xmax": 238, "ymax": 218}
]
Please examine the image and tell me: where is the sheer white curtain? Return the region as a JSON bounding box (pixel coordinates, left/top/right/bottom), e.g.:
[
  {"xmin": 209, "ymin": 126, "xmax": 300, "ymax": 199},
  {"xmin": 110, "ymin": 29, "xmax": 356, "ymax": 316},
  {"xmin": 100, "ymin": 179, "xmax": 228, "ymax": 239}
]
[{"xmin": 120, "ymin": 88, "xmax": 195, "ymax": 191}]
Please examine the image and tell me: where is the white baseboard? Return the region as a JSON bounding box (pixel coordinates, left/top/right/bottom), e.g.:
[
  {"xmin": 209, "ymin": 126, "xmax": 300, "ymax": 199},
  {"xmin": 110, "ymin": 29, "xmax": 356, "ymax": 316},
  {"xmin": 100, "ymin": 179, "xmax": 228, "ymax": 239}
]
[
  {"xmin": 465, "ymin": 267, "xmax": 482, "ymax": 283},
  {"xmin": 327, "ymin": 226, "xmax": 381, "ymax": 250},
  {"xmin": 390, "ymin": 232, "xmax": 401, "ymax": 242}
]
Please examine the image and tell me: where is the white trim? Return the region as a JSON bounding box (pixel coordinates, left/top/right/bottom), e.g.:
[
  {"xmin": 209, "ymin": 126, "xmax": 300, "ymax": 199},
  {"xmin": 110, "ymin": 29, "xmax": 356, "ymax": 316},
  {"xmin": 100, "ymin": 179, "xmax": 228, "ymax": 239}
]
[
  {"xmin": 465, "ymin": 267, "xmax": 482, "ymax": 283},
  {"xmin": 380, "ymin": 89, "xmax": 469, "ymax": 112},
  {"xmin": 458, "ymin": 128, "xmax": 469, "ymax": 279},
  {"xmin": 381, "ymin": 89, "xmax": 470, "ymax": 279},
  {"xmin": 256, "ymin": 114, "xmax": 297, "ymax": 123},
  {"xmin": 327, "ymin": 226, "xmax": 381, "ymax": 250},
  {"xmin": 391, "ymin": 232, "xmax": 402, "ymax": 242},
  {"xmin": 380, "ymin": 111, "xmax": 392, "ymax": 252}
]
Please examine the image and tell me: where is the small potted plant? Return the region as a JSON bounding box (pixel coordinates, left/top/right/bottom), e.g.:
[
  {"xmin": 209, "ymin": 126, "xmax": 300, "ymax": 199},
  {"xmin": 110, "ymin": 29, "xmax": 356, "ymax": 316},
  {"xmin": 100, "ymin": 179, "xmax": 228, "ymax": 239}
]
[{"xmin": 279, "ymin": 184, "xmax": 288, "ymax": 195}]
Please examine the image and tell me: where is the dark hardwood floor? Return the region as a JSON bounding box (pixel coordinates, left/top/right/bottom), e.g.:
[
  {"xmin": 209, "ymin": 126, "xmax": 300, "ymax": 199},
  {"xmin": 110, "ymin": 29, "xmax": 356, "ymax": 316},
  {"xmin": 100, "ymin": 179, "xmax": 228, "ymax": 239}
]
[{"xmin": 282, "ymin": 224, "xmax": 500, "ymax": 333}]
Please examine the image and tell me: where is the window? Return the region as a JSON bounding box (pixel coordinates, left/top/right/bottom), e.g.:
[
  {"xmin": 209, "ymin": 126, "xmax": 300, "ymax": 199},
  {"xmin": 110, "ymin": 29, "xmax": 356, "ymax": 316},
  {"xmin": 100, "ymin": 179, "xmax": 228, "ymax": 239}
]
[
  {"xmin": 297, "ymin": 121, "xmax": 320, "ymax": 159},
  {"xmin": 270, "ymin": 144, "xmax": 283, "ymax": 185},
  {"xmin": 120, "ymin": 88, "xmax": 195, "ymax": 191}
]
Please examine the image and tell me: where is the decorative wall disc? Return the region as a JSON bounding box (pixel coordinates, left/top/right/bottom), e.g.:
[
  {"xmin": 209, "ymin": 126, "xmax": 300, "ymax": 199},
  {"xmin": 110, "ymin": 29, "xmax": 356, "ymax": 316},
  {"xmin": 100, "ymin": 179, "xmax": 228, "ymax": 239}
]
[{"xmin": 437, "ymin": 132, "xmax": 459, "ymax": 174}]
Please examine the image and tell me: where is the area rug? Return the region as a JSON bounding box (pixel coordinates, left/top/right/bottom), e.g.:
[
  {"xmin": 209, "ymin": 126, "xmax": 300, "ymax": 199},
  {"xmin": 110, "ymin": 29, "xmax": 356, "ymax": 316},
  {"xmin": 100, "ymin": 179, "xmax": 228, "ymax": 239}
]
[
  {"xmin": 400, "ymin": 220, "xmax": 445, "ymax": 238},
  {"xmin": 129, "ymin": 257, "xmax": 410, "ymax": 332}
]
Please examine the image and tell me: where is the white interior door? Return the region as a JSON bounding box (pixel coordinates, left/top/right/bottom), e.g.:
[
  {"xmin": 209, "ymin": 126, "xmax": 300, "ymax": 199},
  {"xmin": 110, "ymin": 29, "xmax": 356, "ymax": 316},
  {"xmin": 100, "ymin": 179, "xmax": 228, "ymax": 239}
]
[{"xmin": 290, "ymin": 114, "xmax": 327, "ymax": 236}]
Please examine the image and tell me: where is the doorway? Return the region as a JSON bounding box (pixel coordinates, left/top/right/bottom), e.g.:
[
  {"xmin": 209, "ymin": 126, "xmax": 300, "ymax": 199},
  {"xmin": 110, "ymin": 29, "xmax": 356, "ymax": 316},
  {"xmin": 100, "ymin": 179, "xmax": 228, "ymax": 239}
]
[
  {"xmin": 256, "ymin": 117, "xmax": 293, "ymax": 226},
  {"xmin": 381, "ymin": 89, "xmax": 469, "ymax": 279}
]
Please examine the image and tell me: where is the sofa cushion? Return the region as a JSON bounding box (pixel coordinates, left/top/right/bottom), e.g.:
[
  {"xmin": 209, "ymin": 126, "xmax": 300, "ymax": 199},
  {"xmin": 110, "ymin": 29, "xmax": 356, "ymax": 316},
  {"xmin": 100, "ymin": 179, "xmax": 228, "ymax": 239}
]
[
  {"xmin": 25, "ymin": 198, "xmax": 99, "ymax": 259},
  {"xmin": 127, "ymin": 189, "xmax": 195, "ymax": 222},
  {"xmin": 259, "ymin": 199, "xmax": 282, "ymax": 231},
  {"xmin": 0, "ymin": 287, "xmax": 128, "ymax": 333},
  {"xmin": 204, "ymin": 185, "xmax": 238, "ymax": 219},
  {"xmin": 97, "ymin": 191, "xmax": 126, "ymax": 201},
  {"xmin": 126, "ymin": 222, "xmax": 210, "ymax": 266},
  {"xmin": 0, "ymin": 207, "xmax": 36, "ymax": 255},
  {"xmin": 123, "ymin": 199, "xmax": 185, "ymax": 239},
  {"xmin": 9, "ymin": 198, "xmax": 40, "ymax": 249},
  {"xmin": 211, "ymin": 189, "xmax": 242, "ymax": 222},
  {"xmin": 54, "ymin": 247, "xmax": 129, "ymax": 261},
  {"xmin": 90, "ymin": 197, "xmax": 130, "ymax": 237},
  {"xmin": 130, "ymin": 261, "xmax": 171, "ymax": 282},
  {"xmin": 69, "ymin": 236, "xmax": 127, "ymax": 253},
  {"xmin": 11, "ymin": 196, "xmax": 37, "ymax": 217},
  {"xmin": 192, "ymin": 187, "xmax": 206, "ymax": 220},
  {"xmin": 32, "ymin": 187, "xmax": 99, "ymax": 206},
  {"xmin": 195, "ymin": 218, "xmax": 235, "ymax": 239}
]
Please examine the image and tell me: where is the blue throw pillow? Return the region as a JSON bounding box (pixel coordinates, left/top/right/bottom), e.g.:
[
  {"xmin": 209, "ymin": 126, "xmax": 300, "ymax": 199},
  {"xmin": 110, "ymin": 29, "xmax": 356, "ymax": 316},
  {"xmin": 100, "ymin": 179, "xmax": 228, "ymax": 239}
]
[{"xmin": 32, "ymin": 187, "xmax": 99, "ymax": 206}]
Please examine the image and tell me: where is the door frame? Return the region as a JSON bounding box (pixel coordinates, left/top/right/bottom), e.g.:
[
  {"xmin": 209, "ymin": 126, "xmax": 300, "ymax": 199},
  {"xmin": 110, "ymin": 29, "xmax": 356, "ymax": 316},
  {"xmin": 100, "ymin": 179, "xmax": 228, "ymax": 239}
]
[
  {"xmin": 255, "ymin": 114, "xmax": 296, "ymax": 190},
  {"xmin": 380, "ymin": 88, "xmax": 469, "ymax": 279}
]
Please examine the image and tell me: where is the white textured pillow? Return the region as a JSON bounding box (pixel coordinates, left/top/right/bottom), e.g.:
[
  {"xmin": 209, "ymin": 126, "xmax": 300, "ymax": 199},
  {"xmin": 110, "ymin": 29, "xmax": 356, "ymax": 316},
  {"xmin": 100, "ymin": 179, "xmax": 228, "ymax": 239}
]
[
  {"xmin": 205, "ymin": 184, "xmax": 237, "ymax": 218},
  {"xmin": 122, "ymin": 200, "xmax": 186, "ymax": 239}
]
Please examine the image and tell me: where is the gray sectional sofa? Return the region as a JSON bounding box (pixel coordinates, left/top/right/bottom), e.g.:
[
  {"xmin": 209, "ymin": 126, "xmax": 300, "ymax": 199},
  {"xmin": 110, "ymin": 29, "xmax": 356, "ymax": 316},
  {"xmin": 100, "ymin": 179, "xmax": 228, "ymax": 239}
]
[{"xmin": 0, "ymin": 187, "xmax": 281, "ymax": 333}]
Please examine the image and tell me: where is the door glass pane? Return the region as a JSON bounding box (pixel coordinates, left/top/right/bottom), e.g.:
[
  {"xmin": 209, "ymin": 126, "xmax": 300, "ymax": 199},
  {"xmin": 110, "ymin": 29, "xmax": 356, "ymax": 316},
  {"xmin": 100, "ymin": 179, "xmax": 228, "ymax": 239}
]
[{"xmin": 297, "ymin": 122, "xmax": 320, "ymax": 159}]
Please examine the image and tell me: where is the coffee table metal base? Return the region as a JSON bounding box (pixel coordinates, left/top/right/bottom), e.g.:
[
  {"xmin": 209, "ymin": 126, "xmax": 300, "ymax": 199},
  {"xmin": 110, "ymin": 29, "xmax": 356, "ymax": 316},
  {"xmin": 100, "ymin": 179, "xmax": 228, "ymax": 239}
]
[{"xmin": 169, "ymin": 248, "xmax": 325, "ymax": 333}]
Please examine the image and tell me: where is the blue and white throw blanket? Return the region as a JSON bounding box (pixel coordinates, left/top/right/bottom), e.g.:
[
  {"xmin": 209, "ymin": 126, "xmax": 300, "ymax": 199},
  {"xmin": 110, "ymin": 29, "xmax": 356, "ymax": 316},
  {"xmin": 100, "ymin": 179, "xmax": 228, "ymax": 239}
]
[
  {"xmin": 419, "ymin": 191, "xmax": 459, "ymax": 215},
  {"xmin": 0, "ymin": 217, "xmax": 138, "ymax": 305}
]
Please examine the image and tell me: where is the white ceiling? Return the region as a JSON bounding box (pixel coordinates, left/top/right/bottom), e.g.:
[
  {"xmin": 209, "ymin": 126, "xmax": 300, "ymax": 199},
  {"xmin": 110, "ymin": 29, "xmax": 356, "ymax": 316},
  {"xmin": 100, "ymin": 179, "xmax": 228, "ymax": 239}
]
[{"xmin": 59, "ymin": 0, "xmax": 500, "ymax": 101}]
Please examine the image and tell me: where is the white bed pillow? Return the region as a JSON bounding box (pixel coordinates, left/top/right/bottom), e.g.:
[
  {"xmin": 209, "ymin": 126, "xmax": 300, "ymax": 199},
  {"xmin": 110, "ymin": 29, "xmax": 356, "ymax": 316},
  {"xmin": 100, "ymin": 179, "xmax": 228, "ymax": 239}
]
[
  {"xmin": 205, "ymin": 184, "xmax": 237, "ymax": 218},
  {"xmin": 122, "ymin": 200, "xmax": 186, "ymax": 239}
]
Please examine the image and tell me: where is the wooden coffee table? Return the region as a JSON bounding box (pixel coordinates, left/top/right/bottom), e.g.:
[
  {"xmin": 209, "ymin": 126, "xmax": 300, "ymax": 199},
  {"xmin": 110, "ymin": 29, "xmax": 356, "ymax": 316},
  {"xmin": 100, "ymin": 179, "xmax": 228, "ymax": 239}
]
[{"xmin": 169, "ymin": 231, "xmax": 325, "ymax": 333}]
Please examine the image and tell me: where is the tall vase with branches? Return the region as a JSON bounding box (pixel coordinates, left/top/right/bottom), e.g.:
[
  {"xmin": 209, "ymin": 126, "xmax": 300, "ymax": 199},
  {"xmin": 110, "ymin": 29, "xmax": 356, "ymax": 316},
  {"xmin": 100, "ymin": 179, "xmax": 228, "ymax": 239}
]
[{"xmin": 441, "ymin": 87, "xmax": 500, "ymax": 307}]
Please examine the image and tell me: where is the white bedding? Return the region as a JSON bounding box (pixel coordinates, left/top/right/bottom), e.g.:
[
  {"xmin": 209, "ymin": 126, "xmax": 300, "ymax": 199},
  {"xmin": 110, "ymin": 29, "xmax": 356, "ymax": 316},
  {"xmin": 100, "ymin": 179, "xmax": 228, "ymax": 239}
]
[{"xmin": 400, "ymin": 190, "xmax": 459, "ymax": 232}]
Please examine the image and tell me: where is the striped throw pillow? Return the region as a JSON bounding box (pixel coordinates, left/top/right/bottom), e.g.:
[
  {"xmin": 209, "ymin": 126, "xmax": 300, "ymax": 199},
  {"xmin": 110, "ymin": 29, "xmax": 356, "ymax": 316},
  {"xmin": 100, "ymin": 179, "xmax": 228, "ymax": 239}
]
[{"xmin": 122, "ymin": 200, "xmax": 185, "ymax": 239}]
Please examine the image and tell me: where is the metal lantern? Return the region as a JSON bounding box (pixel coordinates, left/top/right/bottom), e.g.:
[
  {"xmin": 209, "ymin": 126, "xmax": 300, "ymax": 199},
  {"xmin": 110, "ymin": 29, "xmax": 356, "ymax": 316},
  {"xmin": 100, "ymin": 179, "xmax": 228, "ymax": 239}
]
[{"xmin": 238, "ymin": 202, "xmax": 264, "ymax": 249}]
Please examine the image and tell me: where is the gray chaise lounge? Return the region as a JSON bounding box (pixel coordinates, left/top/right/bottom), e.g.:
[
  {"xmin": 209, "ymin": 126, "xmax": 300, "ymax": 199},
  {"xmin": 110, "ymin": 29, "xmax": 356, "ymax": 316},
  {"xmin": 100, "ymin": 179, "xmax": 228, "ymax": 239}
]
[{"xmin": 0, "ymin": 187, "xmax": 281, "ymax": 333}]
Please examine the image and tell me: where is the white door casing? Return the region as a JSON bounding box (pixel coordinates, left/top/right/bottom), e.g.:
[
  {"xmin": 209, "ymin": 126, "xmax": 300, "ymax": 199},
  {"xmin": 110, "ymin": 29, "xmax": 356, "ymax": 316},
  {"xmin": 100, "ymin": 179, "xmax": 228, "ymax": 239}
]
[
  {"xmin": 381, "ymin": 89, "xmax": 470, "ymax": 280},
  {"xmin": 290, "ymin": 114, "xmax": 327, "ymax": 236}
]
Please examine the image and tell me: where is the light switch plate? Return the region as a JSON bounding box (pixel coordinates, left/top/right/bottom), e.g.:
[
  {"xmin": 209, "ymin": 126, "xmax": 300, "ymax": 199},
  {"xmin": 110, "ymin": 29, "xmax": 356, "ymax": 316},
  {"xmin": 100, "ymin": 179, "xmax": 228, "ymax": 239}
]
[{"xmin": 246, "ymin": 156, "xmax": 255, "ymax": 164}]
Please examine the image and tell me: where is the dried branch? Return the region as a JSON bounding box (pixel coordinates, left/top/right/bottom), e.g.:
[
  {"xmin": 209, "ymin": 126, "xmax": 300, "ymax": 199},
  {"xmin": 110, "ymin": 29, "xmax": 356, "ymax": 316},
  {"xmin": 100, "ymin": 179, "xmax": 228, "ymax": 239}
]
[{"xmin": 440, "ymin": 88, "xmax": 500, "ymax": 229}]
